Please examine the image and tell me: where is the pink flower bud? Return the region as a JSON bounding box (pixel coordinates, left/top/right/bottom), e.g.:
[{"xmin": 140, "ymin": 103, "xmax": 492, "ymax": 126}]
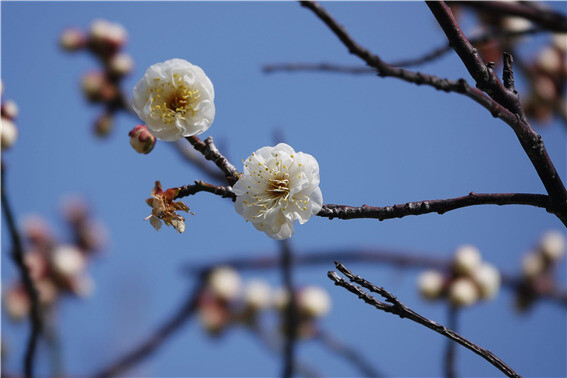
[
  {"xmin": 89, "ymin": 19, "xmax": 127, "ymax": 54},
  {"xmin": 1, "ymin": 117, "xmax": 18, "ymax": 150},
  {"xmin": 129, "ymin": 125, "xmax": 156, "ymax": 154},
  {"xmin": 60, "ymin": 28, "xmax": 86, "ymax": 51},
  {"xmin": 81, "ymin": 71, "xmax": 106, "ymax": 102},
  {"xmin": 1, "ymin": 100, "xmax": 19, "ymax": 120},
  {"xmin": 4, "ymin": 286, "xmax": 30, "ymax": 321}
]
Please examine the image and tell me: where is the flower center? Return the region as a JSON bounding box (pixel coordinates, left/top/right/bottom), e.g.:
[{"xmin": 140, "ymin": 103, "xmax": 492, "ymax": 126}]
[
  {"xmin": 267, "ymin": 173, "xmax": 290, "ymax": 198},
  {"xmin": 148, "ymin": 74, "xmax": 200, "ymax": 125}
]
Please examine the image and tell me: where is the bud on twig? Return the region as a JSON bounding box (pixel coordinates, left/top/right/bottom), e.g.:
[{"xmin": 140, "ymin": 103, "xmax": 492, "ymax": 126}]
[{"xmin": 128, "ymin": 125, "xmax": 156, "ymax": 154}]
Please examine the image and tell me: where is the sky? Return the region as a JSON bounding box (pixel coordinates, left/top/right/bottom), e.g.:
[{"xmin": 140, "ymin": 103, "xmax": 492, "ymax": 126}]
[{"xmin": 1, "ymin": 1, "xmax": 566, "ymax": 377}]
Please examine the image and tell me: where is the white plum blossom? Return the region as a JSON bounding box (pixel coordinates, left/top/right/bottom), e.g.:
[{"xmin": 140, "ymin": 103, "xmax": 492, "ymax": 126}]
[
  {"xmin": 448, "ymin": 278, "xmax": 478, "ymax": 307},
  {"xmin": 453, "ymin": 245, "xmax": 481, "ymax": 276},
  {"xmin": 132, "ymin": 59, "xmax": 215, "ymax": 141},
  {"xmin": 417, "ymin": 270, "xmax": 445, "ymax": 300},
  {"xmin": 297, "ymin": 286, "xmax": 331, "ymax": 318},
  {"xmin": 539, "ymin": 230, "xmax": 566, "ymax": 262},
  {"xmin": 208, "ymin": 267, "xmax": 242, "ymax": 302},
  {"xmin": 473, "ymin": 263, "xmax": 501, "ymax": 300},
  {"xmin": 233, "ymin": 143, "xmax": 323, "ymax": 240}
]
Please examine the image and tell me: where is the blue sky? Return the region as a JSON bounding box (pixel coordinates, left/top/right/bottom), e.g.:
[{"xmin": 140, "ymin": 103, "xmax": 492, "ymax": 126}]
[{"xmin": 1, "ymin": 2, "xmax": 566, "ymax": 377}]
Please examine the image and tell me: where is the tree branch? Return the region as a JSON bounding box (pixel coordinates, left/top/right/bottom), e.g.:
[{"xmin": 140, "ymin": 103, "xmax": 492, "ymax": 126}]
[
  {"xmin": 328, "ymin": 262, "xmax": 520, "ymax": 377},
  {"xmin": 1, "ymin": 164, "xmax": 42, "ymax": 378},
  {"xmin": 452, "ymin": 1, "xmax": 567, "ymax": 33},
  {"xmin": 175, "ymin": 180, "xmax": 236, "ymax": 201},
  {"xmin": 186, "ymin": 136, "xmax": 239, "ymax": 186},
  {"xmin": 94, "ymin": 277, "xmax": 206, "ymax": 378},
  {"xmin": 318, "ymin": 192, "xmax": 551, "ymax": 221},
  {"xmin": 426, "ymin": 1, "xmax": 567, "ymax": 224}
]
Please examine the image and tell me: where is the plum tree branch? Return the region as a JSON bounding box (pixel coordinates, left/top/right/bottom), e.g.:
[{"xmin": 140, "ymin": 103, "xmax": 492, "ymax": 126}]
[
  {"xmin": 185, "ymin": 136, "xmax": 239, "ymax": 186},
  {"xmin": 328, "ymin": 262, "xmax": 520, "ymax": 377},
  {"xmin": 1, "ymin": 164, "xmax": 43, "ymax": 378}
]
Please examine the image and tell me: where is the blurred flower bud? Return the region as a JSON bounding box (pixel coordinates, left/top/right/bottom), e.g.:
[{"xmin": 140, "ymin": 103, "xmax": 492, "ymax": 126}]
[
  {"xmin": 70, "ymin": 274, "xmax": 95, "ymax": 297},
  {"xmin": 536, "ymin": 46, "xmax": 562, "ymax": 74},
  {"xmin": 24, "ymin": 250, "xmax": 49, "ymax": 281},
  {"xmin": 473, "ymin": 263, "xmax": 501, "ymax": 300},
  {"xmin": 36, "ymin": 279, "xmax": 58, "ymax": 306},
  {"xmin": 89, "ymin": 19, "xmax": 127, "ymax": 53},
  {"xmin": 129, "ymin": 125, "xmax": 156, "ymax": 154},
  {"xmin": 417, "ymin": 270, "xmax": 445, "ymax": 300},
  {"xmin": 273, "ymin": 287, "xmax": 290, "ymax": 311},
  {"xmin": 297, "ymin": 286, "xmax": 331, "ymax": 319},
  {"xmin": 244, "ymin": 280, "xmax": 272, "ymax": 311},
  {"xmin": 534, "ymin": 75, "xmax": 557, "ymax": 102},
  {"xmin": 448, "ymin": 278, "xmax": 478, "ymax": 307},
  {"xmin": 4, "ymin": 286, "xmax": 30, "ymax": 321},
  {"xmin": 539, "ymin": 230, "xmax": 565, "ymax": 262},
  {"xmin": 23, "ymin": 215, "xmax": 53, "ymax": 250},
  {"xmin": 94, "ymin": 113, "xmax": 114, "ymax": 137},
  {"xmin": 1, "ymin": 100, "xmax": 19, "ymax": 120},
  {"xmin": 208, "ymin": 267, "xmax": 242, "ymax": 302},
  {"xmin": 0, "ymin": 81, "xmax": 3, "ymax": 96},
  {"xmin": 59, "ymin": 28, "xmax": 86, "ymax": 51},
  {"xmin": 109, "ymin": 53, "xmax": 134, "ymax": 77},
  {"xmin": 81, "ymin": 71, "xmax": 106, "ymax": 102},
  {"xmin": 453, "ymin": 245, "xmax": 481, "ymax": 276},
  {"xmin": 1, "ymin": 117, "xmax": 18, "ymax": 150},
  {"xmin": 522, "ymin": 252, "xmax": 545, "ymax": 280},
  {"xmin": 552, "ymin": 33, "xmax": 567, "ymax": 52},
  {"xmin": 52, "ymin": 245, "xmax": 86, "ymax": 279}
]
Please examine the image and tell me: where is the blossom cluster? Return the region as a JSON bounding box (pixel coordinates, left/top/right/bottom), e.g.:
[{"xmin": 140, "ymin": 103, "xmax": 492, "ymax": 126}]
[
  {"xmin": 1, "ymin": 81, "xmax": 19, "ymax": 150},
  {"xmin": 517, "ymin": 230, "xmax": 565, "ymax": 310},
  {"xmin": 418, "ymin": 245, "xmax": 501, "ymax": 308},
  {"xmin": 4, "ymin": 198, "xmax": 106, "ymax": 321},
  {"xmin": 197, "ymin": 266, "xmax": 331, "ymax": 338},
  {"xmin": 60, "ymin": 19, "xmax": 133, "ymax": 137}
]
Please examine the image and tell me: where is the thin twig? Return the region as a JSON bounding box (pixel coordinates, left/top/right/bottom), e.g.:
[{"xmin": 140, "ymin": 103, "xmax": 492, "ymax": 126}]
[
  {"xmin": 453, "ymin": 1, "xmax": 567, "ymax": 32},
  {"xmin": 175, "ymin": 180, "xmax": 236, "ymax": 201},
  {"xmin": 314, "ymin": 329, "xmax": 382, "ymax": 377},
  {"xmin": 280, "ymin": 239, "xmax": 298, "ymax": 378},
  {"xmin": 1, "ymin": 164, "xmax": 42, "ymax": 378},
  {"xmin": 186, "ymin": 136, "xmax": 239, "ymax": 186},
  {"xmin": 94, "ymin": 277, "xmax": 206, "ymax": 378},
  {"xmin": 328, "ymin": 262, "xmax": 520, "ymax": 377}
]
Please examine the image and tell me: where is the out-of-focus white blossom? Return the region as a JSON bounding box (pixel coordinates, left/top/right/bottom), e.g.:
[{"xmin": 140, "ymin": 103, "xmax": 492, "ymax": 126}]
[
  {"xmin": 1, "ymin": 117, "xmax": 18, "ymax": 150},
  {"xmin": 539, "ymin": 230, "xmax": 566, "ymax": 262},
  {"xmin": 552, "ymin": 33, "xmax": 567, "ymax": 52},
  {"xmin": 453, "ymin": 245, "xmax": 481, "ymax": 276},
  {"xmin": 109, "ymin": 53, "xmax": 134, "ymax": 76},
  {"xmin": 71, "ymin": 274, "xmax": 95, "ymax": 297},
  {"xmin": 132, "ymin": 59, "xmax": 215, "ymax": 141},
  {"xmin": 522, "ymin": 252, "xmax": 545, "ymax": 279},
  {"xmin": 4, "ymin": 287, "xmax": 30, "ymax": 321},
  {"xmin": 52, "ymin": 245, "xmax": 86, "ymax": 278},
  {"xmin": 233, "ymin": 143, "xmax": 323, "ymax": 240},
  {"xmin": 536, "ymin": 46, "xmax": 562, "ymax": 74},
  {"xmin": 474, "ymin": 263, "xmax": 501, "ymax": 300},
  {"xmin": 448, "ymin": 278, "xmax": 478, "ymax": 307},
  {"xmin": 297, "ymin": 286, "xmax": 331, "ymax": 318},
  {"xmin": 89, "ymin": 19, "xmax": 127, "ymax": 49},
  {"xmin": 35, "ymin": 279, "xmax": 58, "ymax": 306},
  {"xmin": 417, "ymin": 270, "xmax": 445, "ymax": 300},
  {"xmin": 244, "ymin": 280, "xmax": 272, "ymax": 310},
  {"xmin": 208, "ymin": 267, "xmax": 242, "ymax": 302}
]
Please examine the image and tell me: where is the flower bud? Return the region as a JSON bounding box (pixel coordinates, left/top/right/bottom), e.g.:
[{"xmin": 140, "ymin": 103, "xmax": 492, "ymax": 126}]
[
  {"xmin": 109, "ymin": 53, "xmax": 134, "ymax": 77},
  {"xmin": 453, "ymin": 245, "xmax": 481, "ymax": 277},
  {"xmin": 70, "ymin": 274, "xmax": 95, "ymax": 297},
  {"xmin": 89, "ymin": 19, "xmax": 127, "ymax": 53},
  {"xmin": 552, "ymin": 33, "xmax": 567, "ymax": 52},
  {"xmin": 297, "ymin": 286, "xmax": 331, "ymax": 319},
  {"xmin": 448, "ymin": 278, "xmax": 478, "ymax": 307},
  {"xmin": 536, "ymin": 46, "xmax": 562, "ymax": 74},
  {"xmin": 81, "ymin": 71, "xmax": 106, "ymax": 102},
  {"xmin": 244, "ymin": 280, "xmax": 272, "ymax": 311},
  {"xmin": 94, "ymin": 114, "xmax": 114, "ymax": 137},
  {"xmin": 522, "ymin": 252, "xmax": 545, "ymax": 279},
  {"xmin": 198, "ymin": 299, "xmax": 230, "ymax": 335},
  {"xmin": 208, "ymin": 267, "xmax": 242, "ymax": 302},
  {"xmin": 1, "ymin": 100, "xmax": 19, "ymax": 120},
  {"xmin": 24, "ymin": 251, "xmax": 49, "ymax": 281},
  {"xmin": 4, "ymin": 286, "xmax": 30, "ymax": 321},
  {"xmin": 473, "ymin": 263, "xmax": 500, "ymax": 300},
  {"xmin": 1, "ymin": 117, "xmax": 18, "ymax": 150},
  {"xmin": 539, "ymin": 230, "xmax": 566, "ymax": 262},
  {"xmin": 59, "ymin": 28, "xmax": 86, "ymax": 51},
  {"xmin": 129, "ymin": 125, "xmax": 156, "ymax": 154},
  {"xmin": 52, "ymin": 245, "xmax": 86, "ymax": 279},
  {"xmin": 36, "ymin": 279, "xmax": 58, "ymax": 306},
  {"xmin": 417, "ymin": 270, "xmax": 445, "ymax": 300}
]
